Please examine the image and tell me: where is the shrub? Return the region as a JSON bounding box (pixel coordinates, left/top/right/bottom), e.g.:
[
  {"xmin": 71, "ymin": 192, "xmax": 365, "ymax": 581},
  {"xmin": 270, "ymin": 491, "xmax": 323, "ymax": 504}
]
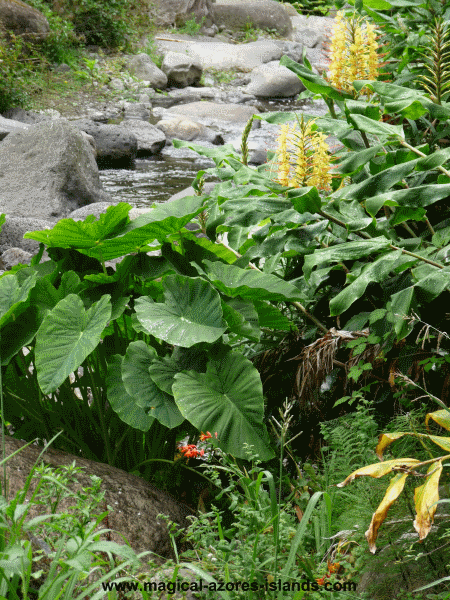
[{"xmin": 71, "ymin": 0, "xmax": 130, "ymax": 48}]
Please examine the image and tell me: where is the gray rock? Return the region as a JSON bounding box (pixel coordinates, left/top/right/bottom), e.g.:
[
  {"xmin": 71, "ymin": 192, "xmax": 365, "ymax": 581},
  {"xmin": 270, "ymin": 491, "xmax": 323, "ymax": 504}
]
[
  {"xmin": 161, "ymin": 51, "xmax": 203, "ymax": 88},
  {"xmin": 151, "ymin": 0, "xmax": 215, "ymax": 28},
  {"xmin": 122, "ymin": 102, "xmax": 152, "ymax": 121},
  {"xmin": 0, "ymin": 115, "xmax": 29, "ymax": 140},
  {"xmin": 166, "ymin": 101, "xmax": 260, "ymax": 128},
  {"xmin": 70, "ymin": 119, "xmax": 138, "ymax": 168},
  {"xmin": 245, "ymin": 61, "xmax": 305, "ymax": 97},
  {"xmin": 127, "ymin": 53, "xmax": 168, "ymax": 89},
  {"xmin": 0, "ymin": 247, "xmax": 33, "ymax": 270},
  {"xmin": 0, "ymin": 119, "xmax": 111, "ymax": 221},
  {"xmin": 118, "ymin": 119, "xmax": 167, "ymax": 157},
  {"xmin": 53, "ymin": 62, "xmax": 71, "ymax": 73},
  {"xmin": 293, "ymin": 27, "xmax": 323, "ymax": 48},
  {"xmin": 0, "ymin": 0, "xmax": 49, "ymax": 40},
  {"xmin": 156, "ymin": 115, "xmax": 224, "ymax": 145},
  {"xmin": 248, "ymin": 148, "xmax": 267, "ymax": 165},
  {"xmin": 0, "ymin": 216, "xmax": 53, "ymax": 254},
  {"xmin": 109, "ymin": 77, "xmax": 125, "ymax": 91},
  {"xmin": 212, "ymin": 0, "xmax": 293, "ymax": 38},
  {"xmin": 155, "ymin": 37, "xmax": 283, "ymax": 72}
]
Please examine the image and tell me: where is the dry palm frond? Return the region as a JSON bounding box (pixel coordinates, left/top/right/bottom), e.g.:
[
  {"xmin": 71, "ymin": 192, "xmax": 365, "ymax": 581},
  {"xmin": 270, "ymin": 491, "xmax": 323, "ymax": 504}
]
[
  {"xmin": 288, "ymin": 328, "xmax": 369, "ymax": 409},
  {"xmin": 418, "ymin": 17, "xmax": 450, "ymax": 105}
]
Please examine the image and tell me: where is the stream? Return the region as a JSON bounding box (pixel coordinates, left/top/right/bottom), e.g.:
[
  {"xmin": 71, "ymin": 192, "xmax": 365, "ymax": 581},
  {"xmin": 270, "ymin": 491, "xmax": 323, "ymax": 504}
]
[{"xmin": 99, "ymin": 96, "xmax": 330, "ymax": 207}]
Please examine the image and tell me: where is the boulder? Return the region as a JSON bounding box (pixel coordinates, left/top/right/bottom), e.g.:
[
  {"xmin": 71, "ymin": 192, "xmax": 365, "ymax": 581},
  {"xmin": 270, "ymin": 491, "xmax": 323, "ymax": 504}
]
[
  {"xmin": 0, "ymin": 216, "xmax": 53, "ymax": 254},
  {"xmin": 0, "ymin": 0, "xmax": 49, "ymax": 39},
  {"xmin": 127, "ymin": 53, "xmax": 168, "ymax": 89},
  {"xmin": 156, "ymin": 115, "xmax": 224, "ymax": 145},
  {"xmin": 70, "ymin": 119, "xmax": 138, "ymax": 168},
  {"xmin": 149, "ymin": 0, "xmax": 215, "ymax": 28},
  {"xmin": 161, "ymin": 51, "xmax": 203, "ymax": 88},
  {"xmin": 0, "ymin": 119, "xmax": 111, "ymax": 221},
  {"xmin": 293, "ymin": 27, "xmax": 324, "ymax": 48},
  {"xmin": 2, "ymin": 107, "xmax": 61, "ymax": 123},
  {"xmin": 0, "ymin": 435, "xmax": 194, "ymax": 560},
  {"xmin": 212, "ymin": 0, "xmax": 293, "ymax": 38},
  {"xmin": 245, "ymin": 60, "xmax": 305, "ymax": 97},
  {"xmin": 118, "ymin": 119, "xmax": 167, "ymax": 157},
  {"xmin": 155, "ymin": 37, "xmax": 283, "ymax": 72},
  {"xmin": 0, "ymin": 114, "xmax": 29, "ymax": 140},
  {"xmin": 166, "ymin": 101, "xmax": 260, "ymax": 128},
  {"xmin": 0, "ymin": 247, "xmax": 33, "ymax": 269}
]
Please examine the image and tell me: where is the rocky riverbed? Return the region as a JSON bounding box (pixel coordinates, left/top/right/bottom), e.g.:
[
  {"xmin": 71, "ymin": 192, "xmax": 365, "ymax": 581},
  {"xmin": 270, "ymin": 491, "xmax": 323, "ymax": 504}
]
[{"xmin": 0, "ymin": 4, "xmax": 336, "ymax": 272}]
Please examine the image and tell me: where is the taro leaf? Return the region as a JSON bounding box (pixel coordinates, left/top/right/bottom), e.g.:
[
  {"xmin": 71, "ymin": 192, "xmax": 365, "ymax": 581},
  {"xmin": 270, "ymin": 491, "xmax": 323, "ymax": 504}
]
[
  {"xmin": 425, "ymin": 409, "xmax": 450, "ymax": 431},
  {"xmin": 134, "ymin": 275, "xmax": 226, "ymax": 347},
  {"xmin": 366, "ymin": 473, "xmax": 409, "ymax": 554},
  {"xmin": 330, "ymin": 250, "xmax": 405, "ymax": 316},
  {"xmin": 0, "ymin": 306, "xmax": 40, "ymax": 366},
  {"xmin": 414, "ymin": 461, "xmax": 442, "ymax": 541},
  {"xmin": 23, "ymin": 202, "xmax": 132, "ymax": 248},
  {"xmin": 172, "ymin": 352, "xmax": 274, "ymax": 460},
  {"xmin": 106, "ymin": 354, "xmax": 154, "ymax": 431},
  {"xmin": 0, "ymin": 271, "xmax": 38, "ymax": 328},
  {"xmin": 222, "ymin": 298, "xmax": 260, "ymax": 341},
  {"xmin": 35, "ymin": 294, "xmax": 111, "ymax": 394},
  {"xmin": 149, "ymin": 346, "xmax": 208, "ymax": 395},
  {"xmin": 204, "ymin": 260, "xmax": 301, "ymax": 302},
  {"xmin": 303, "ymin": 238, "xmax": 390, "ymax": 281},
  {"xmin": 279, "ymin": 56, "xmax": 353, "ymax": 102},
  {"xmin": 121, "ymin": 341, "xmax": 184, "ymax": 429},
  {"xmin": 253, "ymin": 300, "xmax": 294, "ymax": 331}
]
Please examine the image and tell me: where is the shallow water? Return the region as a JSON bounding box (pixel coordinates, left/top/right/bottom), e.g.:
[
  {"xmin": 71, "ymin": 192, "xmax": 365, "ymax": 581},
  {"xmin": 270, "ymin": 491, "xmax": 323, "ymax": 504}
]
[{"xmin": 99, "ymin": 97, "xmax": 329, "ymax": 207}]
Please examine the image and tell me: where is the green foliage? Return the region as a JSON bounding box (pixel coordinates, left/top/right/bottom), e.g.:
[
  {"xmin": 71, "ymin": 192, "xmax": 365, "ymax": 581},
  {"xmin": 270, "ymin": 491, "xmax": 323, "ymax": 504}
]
[
  {"xmin": 71, "ymin": 0, "xmax": 130, "ymax": 48},
  {"xmin": 0, "ymin": 36, "xmax": 31, "ymax": 112},
  {"xmin": 171, "ymin": 15, "xmax": 206, "ymax": 36}
]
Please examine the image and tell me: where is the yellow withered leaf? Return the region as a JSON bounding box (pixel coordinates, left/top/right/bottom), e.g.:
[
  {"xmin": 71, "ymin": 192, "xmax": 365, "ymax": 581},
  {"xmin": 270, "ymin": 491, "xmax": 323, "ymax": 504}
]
[
  {"xmin": 337, "ymin": 458, "xmax": 420, "ymax": 488},
  {"xmin": 365, "ymin": 472, "xmax": 408, "ymax": 554},
  {"xmin": 413, "ymin": 460, "xmax": 443, "ymax": 540},
  {"xmin": 376, "ymin": 432, "xmax": 406, "ymax": 459},
  {"xmin": 416, "ymin": 433, "xmax": 450, "ymax": 453},
  {"xmin": 425, "ymin": 409, "xmax": 450, "ymax": 432}
]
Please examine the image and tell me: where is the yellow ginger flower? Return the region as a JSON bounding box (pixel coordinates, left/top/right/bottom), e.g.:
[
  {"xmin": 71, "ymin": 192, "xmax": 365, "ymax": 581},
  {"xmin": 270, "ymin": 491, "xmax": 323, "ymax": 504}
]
[
  {"xmin": 274, "ymin": 116, "xmax": 332, "ymax": 192},
  {"xmin": 328, "ymin": 11, "xmax": 380, "ymax": 95}
]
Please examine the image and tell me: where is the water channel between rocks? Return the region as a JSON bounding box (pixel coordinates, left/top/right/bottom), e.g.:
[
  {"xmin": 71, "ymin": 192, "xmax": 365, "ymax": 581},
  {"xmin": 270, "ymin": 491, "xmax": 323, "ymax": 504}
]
[{"xmin": 99, "ymin": 97, "xmax": 329, "ymax": 207}]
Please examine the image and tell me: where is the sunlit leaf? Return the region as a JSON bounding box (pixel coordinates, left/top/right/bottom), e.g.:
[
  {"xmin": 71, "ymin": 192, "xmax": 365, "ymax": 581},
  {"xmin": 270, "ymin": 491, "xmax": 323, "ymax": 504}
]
[
  {"xmin": 365, "ymin": 473, "xmax": 408, "ymax": 553},
  {"xmin": 337, "ymin": 458, "xmax": 420, "ymax": 487},
  {"xmin": 425, "ymin": 409, "xmax": 450, "ymax": 432},
  {"xmin": 376, "ymin": 432, "xmax": 408, "ymax": 459},
  {"xmin": 414, "ymin": 461, "xmax": 443, "ymax": 540}
]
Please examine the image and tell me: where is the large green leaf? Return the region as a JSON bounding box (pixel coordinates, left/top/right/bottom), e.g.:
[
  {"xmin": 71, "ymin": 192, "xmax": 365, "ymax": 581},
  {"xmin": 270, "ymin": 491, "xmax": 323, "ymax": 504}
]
[
  {"xmin": 35, "ymin": 294, "xmax": 111, "ymax": 394},
  {"xmin": 330, "ymin": 251, "xmax": 405, "ymax": 315},
  {"xmin": 25, "ymin": 196, "xmax": 205, "ymax": 262},
  {"xmin": 335, "ymin": 145, "xmax": 384, "ymax": 175},
  {"xmin": 204, "ymin": 260, "xmax": 301, "ymax": 302},
  {"xmin": 221, "ymin": 298, "xmax": 260, "ymax": 341},
  {"xmin": 332, "ymin": 160, "xmax": 419, "ymax": 202},
  {"xmin": 0, "ymin": 271, "xmax": 38, "ymax": 328},
  {"xmin": 149, "ymin": 346, "xmax": 208, "ymax": 395},
  {"xmin": 303, "ymin": 238, "xmax": 391, "ymax": 281},
  {"xmin": 23, "ymin": 203, "xmax": 132, "ymax": 249},
  {"xmin": 348, "ymin": 114, "xmax": 405, "ymax": 138},
  {"xmin": 253, "ymin": 300, "xmax": 295, "ymax": 331},
  {"xmin": 121, "ymin": 341, "xmax": 184, "ymax": 428},
  {"xmin": 366, "ymin": 184, "xmax": 450, "ymax": 216},
  {"xmin": 106, "ymin": 354, "xmax": 155, "ymax": 431},
  {"xmin": 279, "ymin": 56, "xmax": 352, "ymax": 102},
  {"xmin": 134, "ymin": 275, "xmax": 226, "ymax": 347},
  {"xmin": 172, "ymin": 352, "xmax": 274, "ymax": 460},
  {"xmin": 288, "ymin": 187, "xmax": 322, "ymax": 214}
]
